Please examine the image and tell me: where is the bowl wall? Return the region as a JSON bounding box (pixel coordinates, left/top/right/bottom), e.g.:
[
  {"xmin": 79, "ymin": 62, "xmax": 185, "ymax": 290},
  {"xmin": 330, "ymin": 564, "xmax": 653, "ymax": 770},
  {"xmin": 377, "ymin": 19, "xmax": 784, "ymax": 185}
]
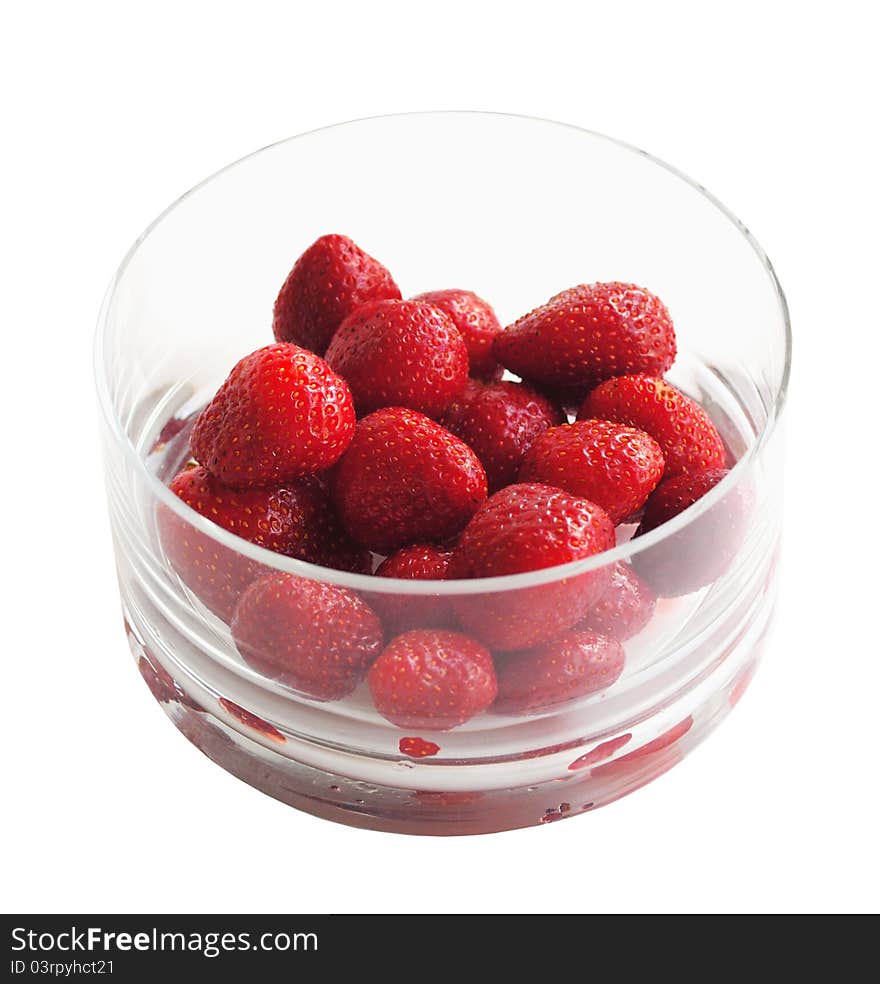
[{"xmin": 97, "ymin": 113, "xmax": 788, "ymax": 833}]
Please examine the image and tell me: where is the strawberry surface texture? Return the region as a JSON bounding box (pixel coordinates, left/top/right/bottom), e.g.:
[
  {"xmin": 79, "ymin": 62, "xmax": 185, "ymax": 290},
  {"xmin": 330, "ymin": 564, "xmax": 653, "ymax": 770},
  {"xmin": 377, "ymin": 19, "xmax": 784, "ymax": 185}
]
[
  {"xmin": 494, "ymin": 282, "xmax": 676, "ymax": 389},
  {"xmin": 368, "ymin": 629, "xmax": 497, "ymax": 730},
  {"xmin": 449, "ymin": 483, "xmax": 615, "ymax": 650},
  {"xmin": 325, "ymin": 298, "xmax": 469, "ymax": 419},
  {"xmin": 231, "ymin": 573, "xmax": 383, "ymax": 700},
  {"xmin": 412, "ymin": 288, "xmax": 503, "ymax": 379},
  {"xmin": 273, "ymin": 234, "xmax": 400, "ymax": 354},
  {"xmin": 518, "ymin": 418, "xmax": 664, "ymax": 524},
  {"xmin": 580, "ymin": 373, "xmax": 726, "ymax": 478},
  {"xmin": 332, "ymin": 407, "xmax": 487, "ymax": 553},
  {"xmin": 191, "ymin": 343, "xmax": 355, "ymax": 489}
]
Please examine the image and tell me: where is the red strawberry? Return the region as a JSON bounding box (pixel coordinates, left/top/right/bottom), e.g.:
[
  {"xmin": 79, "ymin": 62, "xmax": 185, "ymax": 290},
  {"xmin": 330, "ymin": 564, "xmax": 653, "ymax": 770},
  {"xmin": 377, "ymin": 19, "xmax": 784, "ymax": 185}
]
[
  {"xmin": 159, "ymin": 503, "xmax": 263, "ymax": 622},
  {"xmin": 518, "ymin": 419, "xmax": 664, "ymax": 524},
  {"xmin": 272, "ymin": 234, "xmax": 400, "ymax": 354},
  {"xmin": 160, "ymin": 465, "xmax": 370, "ymax": 621},
  {"xmin": 441, "ymin": 376, "xmax": 483, "ymax": 421},
  {"xmin": 370, "ymin": 545, "xmax": 454, "ymax": 632},
  {"xmin": 191, "ymin": 343, "xmax": 355, "ymax": 489},
  {"xmin": 331, "ymin": 408, "xmax": 487, "ymax": 553},
  {"xmin": 412, "ymin": 289, "xmax": 502, "ymax": 379},
  {"xmin": 579, "ymin": 374, "xmax": 726, "ymax": 478},
  {"xmin": 494, "ymin": 282, "xmax": 676, "ymax": 388},
  {"xmin": 634, "ymin": 468, "xmax": 748, "ymax": 596},
  {"xmin": 171, "ymin": 465, "xmax": 368, "ymax": 569},
  {"xmin": 443, "ymin": 380, "xmax": 564, "ymax": 493},
  {"xmin": 449, "ymin": 483, "xmax": 615, "ymax": 650},
  {"xmin": 367, "ymin": 629, "xmax": 496, "ymax": 730},
  {"xmin": 577, "ymin": 562, "xmax": 656, "ymax": 641},
  {"xmin": 231, "ymin": 573, "xmax": 383, "ymax": 700},
  {"xmin": 325, "ymin": 298, "xmax": 469, "ymax": 418},
  {"xmin": 493, "ymin": 631, "xmax": 625, "ymax": 715}
]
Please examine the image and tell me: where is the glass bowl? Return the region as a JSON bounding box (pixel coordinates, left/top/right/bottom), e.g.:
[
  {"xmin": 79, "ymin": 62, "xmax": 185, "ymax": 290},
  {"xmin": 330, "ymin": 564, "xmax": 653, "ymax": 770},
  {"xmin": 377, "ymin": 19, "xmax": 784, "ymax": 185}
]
[{"xmin": 95, "ymin": 112, "xmax": 789, "ymax": 835}]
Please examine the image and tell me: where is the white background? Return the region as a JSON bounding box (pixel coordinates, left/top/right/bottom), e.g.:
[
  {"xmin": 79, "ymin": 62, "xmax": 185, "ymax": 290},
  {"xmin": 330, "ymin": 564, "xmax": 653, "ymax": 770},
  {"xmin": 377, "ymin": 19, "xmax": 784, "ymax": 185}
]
[{"xmin": 2, "ymin": 1, "xmax": 878, "ymax": 915}]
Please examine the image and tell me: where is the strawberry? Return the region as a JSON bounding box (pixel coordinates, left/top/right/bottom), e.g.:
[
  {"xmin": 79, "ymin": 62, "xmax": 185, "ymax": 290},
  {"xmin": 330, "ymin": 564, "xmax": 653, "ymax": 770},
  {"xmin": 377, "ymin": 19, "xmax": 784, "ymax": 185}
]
[
  {"xmin": 331, "ymin": 408, "xmax": 487, "ymax": 553},
  {"xmin": 493, "ymin": 631, "xmax": 625, "ymax": 715},
  {"xmin": 160, "ymin": 465, "xmax": 370, "ymax": 621},
  {"xmin": 159, "ymin": 500, "xmax": 264, "ymax": 622},
  {"xmin": 325, "ymin": 298, "xmax": 469, "ymax": 419},
  {"xmin": 231, "ymin": 573, "xmax": 383, "ymax": 700},
  {"xmin": 412, "ymin": 289, "xmax": 502, "ymax": 379},
  {"xmin": 272, "ymin": 234, "xmax": 400, "ymax": 354},
  {"xmin": 170, "ymin": 465, "xmax": 368, "ymax": 568},
  {"xmin": 577, "ymin": 562, "xmax": 656, "ymax": 641},
  {"xmin": 579, "ymin": 373, "xmax": 726, "ymax": 478},
  {"xmin": 443, "ymin": 379, "xmax": 564, "ymax": 493},
  {"xmin": 449, "ymin": 483, "xmax": 615, "ymax": 650},
  {"xmin": 367, "ymin": 629, "xmax": 497, "ymax": 730},
  {"xmin": 191, "ymin": 343, "xmax": 355, "ymax": 489},
  {"xmin": 494, "ymin": 282, "xmax": 676, "ymax": 389},
  {"xmin": 370, "ymin": 544, "xmax": 454, "ymax": 632},
  {"xmin": 518, "ymin": 419, "xmax": 664, "ymax": 524},
  {"xmin": 634, "ymin": 468, "xmax": 748, "ymax": 596}
]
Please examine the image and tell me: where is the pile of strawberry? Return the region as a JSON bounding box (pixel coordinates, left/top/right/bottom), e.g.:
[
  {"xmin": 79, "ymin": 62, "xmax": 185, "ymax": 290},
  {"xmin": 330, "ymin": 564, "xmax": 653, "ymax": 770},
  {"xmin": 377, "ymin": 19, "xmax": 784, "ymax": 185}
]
[{"xmin": 162, "ymin": 234, "xmax": 738, "ymax": 733}]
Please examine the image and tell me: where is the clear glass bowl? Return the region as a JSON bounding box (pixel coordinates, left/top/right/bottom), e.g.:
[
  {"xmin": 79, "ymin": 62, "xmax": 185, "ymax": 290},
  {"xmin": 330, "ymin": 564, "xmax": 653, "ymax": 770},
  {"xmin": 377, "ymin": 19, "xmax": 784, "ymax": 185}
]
[{"xmin": 95, "ymin": 112, "xmax": 789, "ymax": 835}]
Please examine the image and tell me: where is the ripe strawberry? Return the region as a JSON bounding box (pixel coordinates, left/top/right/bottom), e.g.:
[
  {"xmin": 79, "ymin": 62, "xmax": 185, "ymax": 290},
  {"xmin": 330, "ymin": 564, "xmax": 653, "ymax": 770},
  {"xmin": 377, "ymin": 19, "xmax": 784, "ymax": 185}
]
[
  {"xmin": 159, "ymin": 503, "xmax": 263, "ymax": 623},
  {"xmin": 412, "ymin": 289, "xmax": 502, "ymax": 379},
  {"xmin": 634, "ymin": 468, "xmax": 748, "ymax": 596},
  {"xmin": 449, "ymin": 483, "xmax": 615, "ymax": 650},
  {"xmin": 518, "ymin": 419, "xmax": 664, "ymax": 524},
  {"xmin": 172, "ymin": 466, "xmax": 369, "ymax": 568},
  {"xmin": 443, "ymin": 379, "xmax": 563, "ymax": 493},
  {"xmin": 493, "ymin": 631, "xmax": 625, "ymax": 715},
  {"xmin": 367, "ymin": 629, "xmax": 496, "ymax": 730},
  {"xmin": 579, "ymin": 374, "xmax": 726, "ymax": 478},
  {"xmin": 231, "ymin": 573, "xmax": 383, "ymax": 701},
  {"xmin": 325, "ymin": 298, "xmax": 469, "ymax": 419},
  {"xmin": 331, "ymin": 408, "xmax": 487, "ymax": 553},
  {"xmin": 272, "ymin": 234, "xmax": 400, "ymax": 354},
  {"xmin": 370, "ymin": 545, "xmax": 454, "ymax": 632},
  {"xmin": 494, "ymin": 282, "xmax": 676, "ymax": 389},
  {"xmin": 576, "ymin": 562, "xmax": 656, "ymax": 641},
  {"xmin": 160, "ymin": 465, "xmax": 370, "ymax": 621},
  {"xmin": 191, "ymin": 343, "xmax": 355, "ymax": 489}
]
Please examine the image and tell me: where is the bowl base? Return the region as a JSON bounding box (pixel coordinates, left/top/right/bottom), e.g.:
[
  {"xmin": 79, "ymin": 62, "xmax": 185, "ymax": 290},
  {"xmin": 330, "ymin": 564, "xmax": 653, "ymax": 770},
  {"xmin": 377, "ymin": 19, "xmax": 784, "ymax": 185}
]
[{"xmin": 133, "ymin": 659, "xmax": 765, "ymax": 836}]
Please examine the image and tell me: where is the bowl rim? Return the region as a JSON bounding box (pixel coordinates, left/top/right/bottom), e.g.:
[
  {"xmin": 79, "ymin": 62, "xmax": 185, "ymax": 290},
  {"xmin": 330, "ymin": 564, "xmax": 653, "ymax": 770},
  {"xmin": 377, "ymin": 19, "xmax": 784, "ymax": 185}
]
[{"xmin": 94, "ymin": 110, "xmax": 791, "ymax": 597}]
